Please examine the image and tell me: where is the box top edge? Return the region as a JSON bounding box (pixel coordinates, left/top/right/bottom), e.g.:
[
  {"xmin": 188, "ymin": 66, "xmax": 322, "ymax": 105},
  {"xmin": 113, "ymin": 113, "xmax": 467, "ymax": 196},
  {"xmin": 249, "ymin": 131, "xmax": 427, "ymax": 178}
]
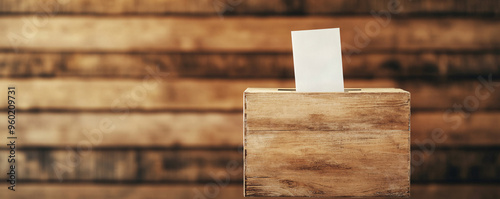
[{"xmin": 245, "ymin": 88, "xmax": 409, "ymax": 93}]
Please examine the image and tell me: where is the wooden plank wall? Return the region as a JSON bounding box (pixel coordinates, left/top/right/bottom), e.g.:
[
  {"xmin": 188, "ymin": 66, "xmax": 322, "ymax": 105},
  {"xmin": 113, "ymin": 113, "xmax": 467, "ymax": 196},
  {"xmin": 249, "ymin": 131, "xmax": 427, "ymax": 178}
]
[{"xmin": 0, "ymin": 0, "xmax": 499, "ymax": 198}]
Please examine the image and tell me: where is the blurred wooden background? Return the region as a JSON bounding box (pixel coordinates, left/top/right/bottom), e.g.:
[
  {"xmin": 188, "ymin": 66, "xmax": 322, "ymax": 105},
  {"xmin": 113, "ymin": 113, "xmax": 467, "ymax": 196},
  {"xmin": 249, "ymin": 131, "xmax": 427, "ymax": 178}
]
[{"xmin": 0, "ymin": 0, "xmax": 499, "ymax": 198}]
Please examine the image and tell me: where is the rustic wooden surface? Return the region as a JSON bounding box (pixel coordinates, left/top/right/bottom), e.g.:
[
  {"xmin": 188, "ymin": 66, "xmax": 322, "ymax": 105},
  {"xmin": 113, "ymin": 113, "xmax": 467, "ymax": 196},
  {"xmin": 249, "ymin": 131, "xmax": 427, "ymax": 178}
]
[
  {"xmin": 0, "ymin": 184, "xmax": 498, "ymax": 199},
  {"xmin": 0, "ymin": 0, "xmax": 500, "ymax": 15},
  {"xmin": 1, "ymin": 17, "xmax": 499, "ymax": 52},
  {"xmin": 244, "ymin": 88, "xmax": 410, "ymax": 197},
  {"xmin": 0, "ymin": 148, "xmax": 498, "ymax": 183},
  {"xmin": 1, "ymin": 79, "xmax": 500, "ymax": 111},
  {"xmin": 1, "ymin": 0, "xmax": 499, "ymax": 197},
  {"xmin": 245, "ymin": 130, "xmax": 410, "ymax": 197},
  {"xmin": 1, "ymin": 0, "xmax": 499, "ymax": 15},
  {"xmin": 244, "ymin": 88, "xmax": 410, "ymax": 131},
  {"xmin": 0, "ymin": 112, "xmax": 498, "ymax": 147},
  {"xmin": 1, "ymin": 52, "xmax": 499, "ymax": 78}
]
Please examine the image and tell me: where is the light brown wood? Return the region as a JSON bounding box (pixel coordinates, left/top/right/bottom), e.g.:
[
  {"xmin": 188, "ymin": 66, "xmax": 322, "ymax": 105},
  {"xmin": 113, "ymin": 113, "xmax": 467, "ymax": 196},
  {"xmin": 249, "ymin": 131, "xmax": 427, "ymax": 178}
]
[
  {"xmin": 1, "ymin": 0, "xmax": 498, "ymax": 15},
  {"xmin": 0, "ymin": 184, "xmax": 499, "ymax": 199},
  {"xmin": 0, "ymin": 149, "xmax": 243, "ymax": 182},
  {"xmin": 0, "ymin": 149, "xmax": 137, "ymax": 181},
  {"xmin": 245, "ymin": 130, "xmax": 410, "ymax": 197},
  {"xmin": 0, "ymin": 0, "xmax": 497, "ymax": 194},
  {"xmin": 1, "ymin": 17, "xmax": 499, "ymax": 52},
  {"xmin": 0, "ymin": 112, "xmax": 498, "ymax": 147},
  {"xmin": 0, "ymin": 112, "xmax": 242, "ymax": 147},
  {"xmin": 411, "ymin": 112, "xmax": 500, "ymax": 146},
  {"xmin": 0, "ymin": 78, "xmax": 295, "ymax": 111},
  {"xmin": 245, "ymin": 88, "xmax": 410, "ymax": 131},
  {"xmin": 1, "ymin": 78, "xmax": 499, "ymax": 111},
  {"xmin": 0, "ymin": 78, "xmax": 395, "ymax": 111},
  {"xmin": 401, "ymin": 79, "xmax": 500, "ymax": 111},
  {"xmin": 0, "ymin": 148, "xmax": 497, "ymax": 183},
  {"xmin": 2, "ymin": 52, "xmax": 498, "ymax": 78},
  {"xmin": 138, "ymin": 150, "xmax": 242, "ymax": 182},
  {"xmin": 244, "ymin": 88, "xmax": 410, "ymax": 197}
]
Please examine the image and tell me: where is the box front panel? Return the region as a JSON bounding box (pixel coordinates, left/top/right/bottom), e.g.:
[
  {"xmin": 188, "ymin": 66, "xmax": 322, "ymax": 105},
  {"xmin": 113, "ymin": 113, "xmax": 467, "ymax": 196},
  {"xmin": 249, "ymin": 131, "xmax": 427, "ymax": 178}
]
[{"xmin": 244, "ymin": 89, "xmax": 410, "ymax": 197}]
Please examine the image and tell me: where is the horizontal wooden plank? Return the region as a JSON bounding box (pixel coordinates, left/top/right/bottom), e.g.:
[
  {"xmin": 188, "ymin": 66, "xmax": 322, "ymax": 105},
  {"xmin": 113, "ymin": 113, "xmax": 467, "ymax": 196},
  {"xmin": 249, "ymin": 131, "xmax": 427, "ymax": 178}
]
[
  {"xmin": 1, "ymin": 0, "xmax": 499, "ymax": 15},
  {"xmin": 0, "ymin": 111, "xmax": 498, "ymax": 148},
  {"xmin": 0, "ymin": 148, "xmax": 498, "ymax": 183},
  {"xmin": 1, "ymin": 184, "xmax": 500, "ymax": 199},
  {"xmin": 0, "ymin": 149, "xmax": 138, "ymax": 181},
  {"xmin": 245, "ymin": 130, "xmax": 409, "ymax": 197},
  {"xmin": 0, "ymin": 78, "xmax": 295, "ymax": 111},
  {"xmin": 0, "ymin": 149, "xmax": 243, "ymax": 182},
  {"xmin": 1, "ymin": 78, "xmax": 500, "ymax": 111},
  {"xmin": 411, "ymin": 148, "xmax": 500, "ymax": 182},
  {"xmin": 0, "ymin": 112, "xmax": 242, "ymax": 147},
  {"xmin": 244, "ymin": 88, "xmax": 410, "ymax": 131},
  {"xmin": 2, "ymin": 51, "xmax": 498, "ymax": 78},
  {"xmin": 138, "ymin": 150, "xmax": 242, "ymax": 182},
  {"xmin": 302, "ymin": 0, "xmax": 500, "ymax": 16},
  {"xmin": 0, "ymin": 78, "xmax": 399, "ymax": 111},
  {"xmin": 1, "ymin": 17, "xmax": 499, "ymax": 52},
  {"xmin": 412, "ymin": 112, "xmax": 500, "ymax": 147},
  {"xmin": 401, "ymin": 79, "xmax": 500, "ymax": 110}
]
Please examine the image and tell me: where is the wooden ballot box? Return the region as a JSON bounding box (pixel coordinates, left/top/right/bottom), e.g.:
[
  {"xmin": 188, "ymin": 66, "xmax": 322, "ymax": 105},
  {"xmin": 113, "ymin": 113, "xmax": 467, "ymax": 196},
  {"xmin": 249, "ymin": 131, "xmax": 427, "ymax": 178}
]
[{"xmin": 243, "ymin": 88, "xmax": 411, "ymax": 197}]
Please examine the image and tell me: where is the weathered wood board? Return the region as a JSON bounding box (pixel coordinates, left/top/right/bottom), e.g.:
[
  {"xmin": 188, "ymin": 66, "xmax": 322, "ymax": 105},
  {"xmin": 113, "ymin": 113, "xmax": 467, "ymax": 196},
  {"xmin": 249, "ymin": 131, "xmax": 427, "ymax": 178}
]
[
  {"xmin": 2, "ymin": 52, "xmax": 500, "ymax": 78},
  {"xmin": 1, "ymin": 17, "xmax": 499, "ymax": 52},
  {"xmin": 2, "ymin": 0, "xmax": 499, "ymax": 15},
  {"xmin": 0, "ymin": 184, "xmax": 499, "ymax": 199},
  {"xmin": 0, "ymin": 148, "xmax": 498, "ymax": 183},
  {"xmin": 244, "ymin": 88, "xmax": 411, "ymax": 197},
  {"xmin": 0, "ymin": 111, "xmax": 498, "ymax": 148},
  {"xmin": 1, "ymin": 78, "xmax": 499, "ymax": 111}
]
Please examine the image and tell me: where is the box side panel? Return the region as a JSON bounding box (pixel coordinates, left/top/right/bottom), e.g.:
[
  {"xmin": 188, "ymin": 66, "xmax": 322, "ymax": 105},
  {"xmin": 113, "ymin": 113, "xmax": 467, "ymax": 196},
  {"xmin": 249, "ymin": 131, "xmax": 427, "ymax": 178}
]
[{"xmin": 243, "ymin": 92, "xmax": 248, "ymax": 196}]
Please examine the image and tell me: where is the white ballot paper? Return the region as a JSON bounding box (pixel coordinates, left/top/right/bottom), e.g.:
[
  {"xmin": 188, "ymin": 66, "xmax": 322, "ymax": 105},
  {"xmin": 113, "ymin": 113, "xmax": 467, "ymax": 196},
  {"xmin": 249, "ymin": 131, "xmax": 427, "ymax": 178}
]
[{"xmin": 291, "ymin": 28, "xmax": 344, "ymax": 92}]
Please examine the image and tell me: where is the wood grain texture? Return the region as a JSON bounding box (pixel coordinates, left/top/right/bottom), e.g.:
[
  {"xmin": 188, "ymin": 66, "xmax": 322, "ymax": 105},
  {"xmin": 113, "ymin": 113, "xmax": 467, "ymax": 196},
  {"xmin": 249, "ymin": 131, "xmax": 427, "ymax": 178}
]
[
  {"xmin": 1, "ymin": 78, "xmax": 499, "ymax": 111},
  {"xmin": 0, "ymin": 112, "xmax": 242, "ymax": 147},
  {"xmin": 0, "ymin": 0, "xmax": 497, "ymax": 194},
  {"xmin": 0, "ymin": 149, "xmax": 243, "ymax": 182},
  {"xmin": 0, "ymin": 148, "xmax": 498, "ymax": 183},
  {"xmin": 1, "ymin": 52, "xmax": 499, "ymax": 78},
  {"xmin": 1, "ymin": 78, "xmax": 500, "ymax": 112},
  {"xmin": 1, "ymin": 17, "xmax": 499, "ymax": 52},
  {"xmin": 0, "ymin": 149, "xmax": 137, "ymax": 181},
  {"xmin": 1, "ymin": 184, "xmax": 499, "ymax": 199},
  {"xmin": 245, "ymin": 88, "xmax": 410, "ymax": 131},
  {"xmin": 0, "ymin": 78, "xmax": 396, "ymax": 111},
  {"xmin": 138, "ymin": 150, "xmax": 242, "ymax": 182},
  {"xmin": 401, "ymin": 79, "xmax": 500, "ymax": 111},
  {"xmin": 303, "ymin": 0, "xmax": 500, "ymax": 16},
  {"xmin": 0, "ymin": 78, "xmax": 295, "ymax": 111},
  {"xmin": 245, "ymin": 130, "xmax": 410, "ymax": 197},
  {"xmin": 411, "ymin": 112, "xmax": 500, "ymax": 147},
  {"xmin": 411, "ymin": 148, "xmax": 500, "ymax": 183},
  {"xmin": 0, "ymin": 111, "xmax": 497, "ymax": 148},
  {"xmin": 244, "ymin": 88, "xmax": 410, "ymax": 197},
  {"xmin": 1, "ymin": 0, "xmax": 499, "ymax": 15}
]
